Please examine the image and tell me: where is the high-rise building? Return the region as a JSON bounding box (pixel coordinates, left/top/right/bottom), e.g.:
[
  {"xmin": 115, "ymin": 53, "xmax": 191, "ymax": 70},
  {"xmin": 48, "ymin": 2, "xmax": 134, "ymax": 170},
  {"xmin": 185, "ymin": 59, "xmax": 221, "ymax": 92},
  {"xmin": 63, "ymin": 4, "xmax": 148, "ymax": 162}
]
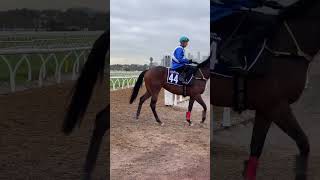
[
  {"xmin": 188, "ymin": 53, "xmax": 192, "ymax": 59},
  {"xmin": 161, "ymin": 55, "xmax": 171, "ymax": 67}
]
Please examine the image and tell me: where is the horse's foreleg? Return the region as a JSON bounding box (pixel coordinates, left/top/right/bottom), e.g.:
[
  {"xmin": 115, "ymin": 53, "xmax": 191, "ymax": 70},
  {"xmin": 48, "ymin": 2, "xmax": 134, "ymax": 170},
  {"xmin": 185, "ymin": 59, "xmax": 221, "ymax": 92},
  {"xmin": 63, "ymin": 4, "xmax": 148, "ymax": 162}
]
[
  {"xmin": 271, "ymin": 102, "xmax": 309, "ymax": 180},
  {"xmin": 186, "ymin": 97, "xmax": 195, "ymax": 126},
  {"xmin": 136, "ymin": 92, "xmax": 151, "ymax": 119},
  {"xmin": 272, "ymin": 103, "xmax": 310, "ymax": 156},
  {"xmin": 195, "ymin": 95, "xmax": 207, "ymax": 123},
  {"xmin": 244, "ymin": 111, "xmax": 272, "ymax": 180}
]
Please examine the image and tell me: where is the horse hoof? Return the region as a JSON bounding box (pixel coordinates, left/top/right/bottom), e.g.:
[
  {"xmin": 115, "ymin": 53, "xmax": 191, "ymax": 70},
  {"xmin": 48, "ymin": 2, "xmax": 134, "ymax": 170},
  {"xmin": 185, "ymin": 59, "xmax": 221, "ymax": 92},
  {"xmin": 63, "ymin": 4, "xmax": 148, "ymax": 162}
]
[
  {"xmin": 159, "ymin": 122, "xmax": 164, "ymax": 126},
  {"xmin": 187, "ymin": 121, "xmax": 193, "ymax": 126}
]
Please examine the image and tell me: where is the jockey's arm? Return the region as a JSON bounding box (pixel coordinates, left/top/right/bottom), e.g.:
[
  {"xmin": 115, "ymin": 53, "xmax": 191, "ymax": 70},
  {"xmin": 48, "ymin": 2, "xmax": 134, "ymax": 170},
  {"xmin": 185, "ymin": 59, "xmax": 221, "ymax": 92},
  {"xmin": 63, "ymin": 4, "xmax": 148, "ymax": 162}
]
[{"xmin": 174, "ymin": 47, "xmax": 191, "ymax": 64}]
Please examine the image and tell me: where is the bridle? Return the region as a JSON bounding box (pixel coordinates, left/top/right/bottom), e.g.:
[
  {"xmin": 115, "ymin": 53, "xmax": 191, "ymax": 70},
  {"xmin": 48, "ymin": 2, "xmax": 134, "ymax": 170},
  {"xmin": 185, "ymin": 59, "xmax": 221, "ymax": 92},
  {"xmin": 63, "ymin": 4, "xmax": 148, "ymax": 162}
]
[{"xmin": 193, "ymin": 60, "xmax": 210, "ymax": 81}]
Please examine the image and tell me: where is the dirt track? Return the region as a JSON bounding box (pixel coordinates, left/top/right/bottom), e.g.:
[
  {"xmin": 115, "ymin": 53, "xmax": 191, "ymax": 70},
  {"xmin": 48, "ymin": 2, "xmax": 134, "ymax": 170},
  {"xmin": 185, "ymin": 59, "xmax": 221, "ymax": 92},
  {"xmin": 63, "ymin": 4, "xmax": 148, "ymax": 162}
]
[
  {"xmin": 111, "ymin": 88, "xmax": 210, "ymax": 180},
  {"xmin": 0, "ymin": 81, "xmax": 108, "ymax": 179},
  {"xmin": 212, "ymin": 59, "xmax": 320, "ymax": 179}
]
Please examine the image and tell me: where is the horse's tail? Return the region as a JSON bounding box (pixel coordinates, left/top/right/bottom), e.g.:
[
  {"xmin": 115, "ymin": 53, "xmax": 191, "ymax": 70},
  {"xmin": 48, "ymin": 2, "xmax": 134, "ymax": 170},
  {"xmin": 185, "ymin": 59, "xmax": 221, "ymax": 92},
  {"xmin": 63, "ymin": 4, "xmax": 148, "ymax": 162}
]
[
  {"xmin": 62, "ymin": 31, "xmax": 109, "ymax": 135},
  {"xmin": 130, "ymin": 70, "xmax": 147, "ymax": 104}
]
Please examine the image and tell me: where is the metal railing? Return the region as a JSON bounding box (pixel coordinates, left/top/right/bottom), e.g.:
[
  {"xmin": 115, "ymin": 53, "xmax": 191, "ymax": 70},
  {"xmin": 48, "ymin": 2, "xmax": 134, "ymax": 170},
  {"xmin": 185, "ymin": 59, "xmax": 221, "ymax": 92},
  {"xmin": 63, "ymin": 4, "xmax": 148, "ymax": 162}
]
[{"xmin": 0, "ymin": 47, "xmax": 90, "ymax": 92}]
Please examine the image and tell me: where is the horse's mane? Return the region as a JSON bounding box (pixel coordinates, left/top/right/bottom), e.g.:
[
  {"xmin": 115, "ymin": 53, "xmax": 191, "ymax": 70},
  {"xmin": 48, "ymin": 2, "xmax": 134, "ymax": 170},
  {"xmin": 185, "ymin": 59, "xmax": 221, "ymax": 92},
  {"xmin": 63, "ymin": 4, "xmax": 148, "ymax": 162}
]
[
  {"xmin": 197, "ymin": 57, "xmax": 210, "ymax": 68},
  {"xmin": 279, "ymin": 0, "xmax": 319, "ymax": 19}
]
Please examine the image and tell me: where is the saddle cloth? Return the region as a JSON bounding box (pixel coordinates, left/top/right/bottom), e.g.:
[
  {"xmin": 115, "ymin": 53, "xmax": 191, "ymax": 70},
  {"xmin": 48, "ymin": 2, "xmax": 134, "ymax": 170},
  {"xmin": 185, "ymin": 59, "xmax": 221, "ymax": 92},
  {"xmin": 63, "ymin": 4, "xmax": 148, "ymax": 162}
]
[{"xmin": 166, "ymin": 68, "xmax": 193, "ymax": 86}]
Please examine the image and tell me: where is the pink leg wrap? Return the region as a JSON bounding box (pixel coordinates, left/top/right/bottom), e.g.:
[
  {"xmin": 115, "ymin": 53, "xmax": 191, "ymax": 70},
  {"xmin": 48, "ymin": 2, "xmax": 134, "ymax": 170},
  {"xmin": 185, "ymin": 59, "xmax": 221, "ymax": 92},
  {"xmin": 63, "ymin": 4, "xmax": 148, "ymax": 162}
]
[
  {"xmin": 186, "ymin": 111, "xmax": 191, "ymax": 120},
  {"xmin": 245, "ymin": 156, "xmax": 258, "ymax": 180}
]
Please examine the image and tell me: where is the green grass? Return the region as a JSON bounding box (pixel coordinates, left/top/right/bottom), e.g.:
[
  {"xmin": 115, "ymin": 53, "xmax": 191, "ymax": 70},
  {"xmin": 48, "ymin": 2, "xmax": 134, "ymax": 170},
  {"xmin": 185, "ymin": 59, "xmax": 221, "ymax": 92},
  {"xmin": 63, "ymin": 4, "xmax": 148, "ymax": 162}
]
[{"xmin": 0, "ymin": 52, "xmax": 87, "ymax": 83}]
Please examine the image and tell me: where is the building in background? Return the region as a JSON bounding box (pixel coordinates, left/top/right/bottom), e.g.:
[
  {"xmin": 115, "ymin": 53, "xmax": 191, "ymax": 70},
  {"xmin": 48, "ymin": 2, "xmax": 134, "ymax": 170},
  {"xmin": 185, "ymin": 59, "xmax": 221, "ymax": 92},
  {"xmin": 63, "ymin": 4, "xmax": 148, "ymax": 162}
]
[
  {"xmin": 187, "ymin": 53, "xmax": 194, "ymax": 60},
  {"xmin": 161, "ymin": 55, "xmax": 171, "ymax": 67}
]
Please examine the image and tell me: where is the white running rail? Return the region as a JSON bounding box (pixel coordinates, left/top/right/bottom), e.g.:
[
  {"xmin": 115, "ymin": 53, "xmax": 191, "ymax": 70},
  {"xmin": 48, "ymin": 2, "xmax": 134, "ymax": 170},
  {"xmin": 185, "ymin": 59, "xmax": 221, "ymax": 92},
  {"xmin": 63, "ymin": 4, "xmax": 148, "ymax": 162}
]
[{"xmin": 0, "ymin": 47, "xmax": 91, "ymax": 92}]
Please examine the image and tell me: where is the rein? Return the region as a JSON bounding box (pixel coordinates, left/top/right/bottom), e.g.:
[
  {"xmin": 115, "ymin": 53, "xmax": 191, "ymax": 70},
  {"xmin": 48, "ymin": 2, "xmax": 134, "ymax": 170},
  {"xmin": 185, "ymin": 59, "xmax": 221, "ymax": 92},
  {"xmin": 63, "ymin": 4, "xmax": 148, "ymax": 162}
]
[
  {"xmin": 266, "ymin": 21, "xmax": 313, "ymax": 62},
  {"xmin": 194, "ymin": 68, "xmax": 208, "ymax": 81}
]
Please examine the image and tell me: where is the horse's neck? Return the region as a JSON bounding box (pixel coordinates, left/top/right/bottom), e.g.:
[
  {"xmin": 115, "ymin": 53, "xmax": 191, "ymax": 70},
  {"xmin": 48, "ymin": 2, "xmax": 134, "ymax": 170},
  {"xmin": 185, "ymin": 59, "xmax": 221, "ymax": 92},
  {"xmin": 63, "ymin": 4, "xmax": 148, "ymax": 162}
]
[
  {"xmin": 275, "ymin": 0, "xmax": 320, "ymax": 56},
  {"xmin": 198, "ymin": 63, "xmax": 210, "ymax": 79}
]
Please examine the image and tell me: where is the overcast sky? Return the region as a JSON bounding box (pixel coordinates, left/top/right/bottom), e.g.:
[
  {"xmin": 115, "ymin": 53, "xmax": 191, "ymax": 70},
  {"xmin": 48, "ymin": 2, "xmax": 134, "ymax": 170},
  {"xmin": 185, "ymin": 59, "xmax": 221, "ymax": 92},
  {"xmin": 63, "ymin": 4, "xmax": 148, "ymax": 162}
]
[
  {"xmin": 0, "ymin": 0, "xmax": 107, "ymax": 11},
  {"xmin": 110, "ymin": 0, "xmax": 210, "ymax": 65}
]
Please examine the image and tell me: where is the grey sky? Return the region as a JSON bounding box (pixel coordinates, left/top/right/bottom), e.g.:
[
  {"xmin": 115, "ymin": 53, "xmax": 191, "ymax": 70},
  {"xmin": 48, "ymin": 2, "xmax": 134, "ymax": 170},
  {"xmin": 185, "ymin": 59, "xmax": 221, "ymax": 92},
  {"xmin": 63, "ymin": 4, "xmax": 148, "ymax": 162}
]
[
  {"xmin": 0, "ymin": 0, "xmax": 107, "ymax": 11},
  {"xmin": 110, "ymin": 0, "xmax": 210, "ymax": 65}
]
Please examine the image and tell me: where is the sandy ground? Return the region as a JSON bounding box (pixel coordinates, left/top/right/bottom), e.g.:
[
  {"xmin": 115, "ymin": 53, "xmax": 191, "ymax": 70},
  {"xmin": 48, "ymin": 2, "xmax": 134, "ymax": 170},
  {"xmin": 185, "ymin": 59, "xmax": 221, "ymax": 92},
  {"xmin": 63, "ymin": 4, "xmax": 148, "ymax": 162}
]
[
  {"xmin": 110, "ymin": 87, "xmax": 210, "ymax": 180},
  {"xmin": 0, "ymin": 80, "xmax": 108, "ymax": 179},
  {"xmin": 212, "ymin": 59, "xmax": 320, "ymax": 179}
]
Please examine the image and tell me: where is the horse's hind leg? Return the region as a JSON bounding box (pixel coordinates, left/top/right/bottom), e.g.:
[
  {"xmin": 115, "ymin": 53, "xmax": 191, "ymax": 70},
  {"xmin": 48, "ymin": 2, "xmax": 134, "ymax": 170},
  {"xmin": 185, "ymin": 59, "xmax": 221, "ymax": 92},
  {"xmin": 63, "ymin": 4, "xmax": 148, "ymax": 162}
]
[
  {"xmin": 150, "ymin": 92, "xmax": 163, "ymax": 125},
  {"xmin": 271, "ymin": 102, "xmax": 309, "ymax": 179},
  {"xmin": 83, "ymin": 106, "xmax": 109, "ymax": 180},
  {"xmin": 195, "ymin": 95, "xmax": 207, "ymax": 123},
  {"xmin": 244, "ymin": 111, "xmax": 272, "ymax": 180},
  {"xmin": 136, "ymin": 92, "xmax": 151, "ymax": 119}
]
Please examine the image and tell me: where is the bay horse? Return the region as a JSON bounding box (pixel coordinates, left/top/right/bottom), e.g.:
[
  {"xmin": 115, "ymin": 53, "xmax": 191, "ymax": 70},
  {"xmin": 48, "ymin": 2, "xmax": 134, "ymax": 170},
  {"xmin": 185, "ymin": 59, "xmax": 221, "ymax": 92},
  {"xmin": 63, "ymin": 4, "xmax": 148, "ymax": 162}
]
[
  {"xmin": 130, "ymin": 59, "xmax": 210, "ymax": 126},
  {"xmin": 211, "ymin": 0, "xmax": 320, "ymax": 179}
]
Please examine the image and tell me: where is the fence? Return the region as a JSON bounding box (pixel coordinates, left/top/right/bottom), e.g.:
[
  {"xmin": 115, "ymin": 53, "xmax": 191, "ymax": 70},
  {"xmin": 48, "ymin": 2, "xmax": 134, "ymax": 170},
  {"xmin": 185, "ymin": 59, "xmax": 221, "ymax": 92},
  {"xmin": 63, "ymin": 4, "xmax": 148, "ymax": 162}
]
[
  {"xmin": 110, "ymin": 76, "xmax": 139, "ymax": 91},
  {"xmin": 0, "ymin": 47, "xmax": 91, "ymax": 92}
]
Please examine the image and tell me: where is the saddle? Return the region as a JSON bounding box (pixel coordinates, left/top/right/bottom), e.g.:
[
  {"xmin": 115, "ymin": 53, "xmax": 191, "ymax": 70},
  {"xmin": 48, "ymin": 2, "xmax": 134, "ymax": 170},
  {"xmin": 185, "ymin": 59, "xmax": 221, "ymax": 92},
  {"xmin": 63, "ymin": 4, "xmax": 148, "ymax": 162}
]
[
  {"xmin": 211, "ymin": 11, "xmax": 276, "ymax": 112},
  {"xmin": 212, "ymin": 11, "xmax": 275, "ymax": 77},
  {"xmin": 167, "ymin": 68, "xmax": 194, "ymax": 86},
  {"xmin": 167, "ymin": 67, "xmax": 195, "ymax": 97}
]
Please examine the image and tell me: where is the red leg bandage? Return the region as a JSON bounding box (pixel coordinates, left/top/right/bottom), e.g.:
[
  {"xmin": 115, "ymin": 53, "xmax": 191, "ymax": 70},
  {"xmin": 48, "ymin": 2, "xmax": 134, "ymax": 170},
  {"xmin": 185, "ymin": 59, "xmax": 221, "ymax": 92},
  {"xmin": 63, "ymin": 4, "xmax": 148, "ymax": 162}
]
[
  {"xmin": 245, "ymin": 156, "xmax": 258, "ymax": 180},
  {"xmin": 186, "ymin": 111, "xmax": 191, "ymax": 120}
]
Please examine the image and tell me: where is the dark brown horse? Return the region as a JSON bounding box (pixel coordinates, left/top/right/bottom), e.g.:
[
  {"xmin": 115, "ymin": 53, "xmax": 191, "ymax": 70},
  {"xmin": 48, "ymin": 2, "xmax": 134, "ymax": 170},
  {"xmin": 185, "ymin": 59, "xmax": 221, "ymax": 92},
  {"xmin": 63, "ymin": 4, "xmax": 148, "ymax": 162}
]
[
  {"xmin": 211, "ymin": 0, "xmax": 320, "ymax": 179},
  {"xmin": 130, "ymin": 59, "xmax": 210, "ymax": 126}
]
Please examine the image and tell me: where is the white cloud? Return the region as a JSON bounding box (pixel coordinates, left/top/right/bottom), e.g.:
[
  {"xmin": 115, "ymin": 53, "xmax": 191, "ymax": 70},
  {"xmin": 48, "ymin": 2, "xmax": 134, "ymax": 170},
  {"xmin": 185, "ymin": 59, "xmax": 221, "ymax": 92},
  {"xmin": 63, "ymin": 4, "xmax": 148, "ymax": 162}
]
[{"xmin": 110, "ymin": 0, "xmax": 210, "ymax": 65}]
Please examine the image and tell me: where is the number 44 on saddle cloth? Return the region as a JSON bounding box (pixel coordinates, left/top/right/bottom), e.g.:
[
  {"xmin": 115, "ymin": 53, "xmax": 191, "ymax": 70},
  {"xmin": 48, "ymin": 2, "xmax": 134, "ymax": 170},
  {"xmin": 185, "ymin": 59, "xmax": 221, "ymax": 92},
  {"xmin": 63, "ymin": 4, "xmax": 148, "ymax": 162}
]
[{"xmin": 166, "ymin": 68, "xmax": 193, "ymax": 86}]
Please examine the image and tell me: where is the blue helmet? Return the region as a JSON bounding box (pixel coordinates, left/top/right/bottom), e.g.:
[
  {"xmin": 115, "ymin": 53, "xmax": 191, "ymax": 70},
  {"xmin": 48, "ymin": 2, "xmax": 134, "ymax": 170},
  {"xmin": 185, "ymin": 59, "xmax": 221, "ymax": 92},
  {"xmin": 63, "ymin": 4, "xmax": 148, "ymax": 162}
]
[{"xmin": 179, "ymin": 36, "xmax": 189, "ymax": 43}]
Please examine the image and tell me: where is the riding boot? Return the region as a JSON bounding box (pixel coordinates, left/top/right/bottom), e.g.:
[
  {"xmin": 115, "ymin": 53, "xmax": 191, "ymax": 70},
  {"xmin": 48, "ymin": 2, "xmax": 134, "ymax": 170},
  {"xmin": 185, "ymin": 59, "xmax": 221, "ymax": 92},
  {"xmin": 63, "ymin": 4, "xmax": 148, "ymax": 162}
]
[{"xmin": 179, "ymin": 72, "xmax": 187, "ymax": 84}]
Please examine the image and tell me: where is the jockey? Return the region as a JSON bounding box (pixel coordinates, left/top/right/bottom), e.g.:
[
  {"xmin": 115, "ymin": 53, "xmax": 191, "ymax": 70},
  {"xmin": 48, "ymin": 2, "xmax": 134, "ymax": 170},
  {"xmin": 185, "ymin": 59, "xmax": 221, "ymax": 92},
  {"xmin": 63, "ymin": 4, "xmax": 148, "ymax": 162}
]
[{"xmin": 171, "ymin": 36, "xmax": 197, "ymax": 84}]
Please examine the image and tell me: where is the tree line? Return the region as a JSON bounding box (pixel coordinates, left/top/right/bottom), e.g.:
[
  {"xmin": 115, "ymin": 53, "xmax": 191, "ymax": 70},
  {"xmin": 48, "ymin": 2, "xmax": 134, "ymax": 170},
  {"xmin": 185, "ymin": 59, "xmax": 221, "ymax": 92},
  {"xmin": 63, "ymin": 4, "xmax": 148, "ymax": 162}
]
[{"xmin": 0, "ymin": 8, "xmax": 107, "ymax": 31}]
